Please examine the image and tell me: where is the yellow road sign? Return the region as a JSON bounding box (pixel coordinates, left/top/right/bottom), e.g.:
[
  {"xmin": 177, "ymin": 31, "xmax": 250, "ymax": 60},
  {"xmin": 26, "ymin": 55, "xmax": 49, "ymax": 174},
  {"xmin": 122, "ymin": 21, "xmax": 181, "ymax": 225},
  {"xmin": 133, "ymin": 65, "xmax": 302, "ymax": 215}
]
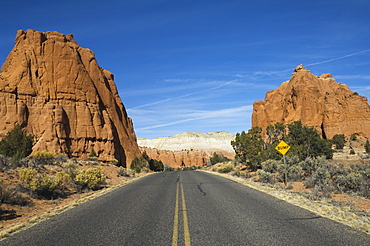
[{"xmin": 275, "ymin": 140, "xmax": 291, "ymax": 155}]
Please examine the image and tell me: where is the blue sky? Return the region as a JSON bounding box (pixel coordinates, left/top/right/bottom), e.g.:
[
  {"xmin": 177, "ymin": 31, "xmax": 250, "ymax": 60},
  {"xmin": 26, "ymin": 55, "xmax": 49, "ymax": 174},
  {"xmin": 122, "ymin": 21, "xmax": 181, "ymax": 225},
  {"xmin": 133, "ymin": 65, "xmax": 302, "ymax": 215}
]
[{"xmin": 1, "ymin": 0, "xmax": 370, "ymax": 139}]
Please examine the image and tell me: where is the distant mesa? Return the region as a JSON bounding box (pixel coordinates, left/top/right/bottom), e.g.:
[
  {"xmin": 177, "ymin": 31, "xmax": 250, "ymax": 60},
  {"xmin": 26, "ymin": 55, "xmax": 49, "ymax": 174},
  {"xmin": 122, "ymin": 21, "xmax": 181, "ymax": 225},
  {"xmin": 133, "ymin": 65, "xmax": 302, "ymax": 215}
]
[
  {"xmin": 0, "ymin": 29, "xmax": 140, "ymax": 166},
  {"xmin": 252, "ymin": 65, "xmax": 370, "ymax": 139},
  {"xmin": 138, "ymin": 131, "xmax": 235, "ymax": 168}
]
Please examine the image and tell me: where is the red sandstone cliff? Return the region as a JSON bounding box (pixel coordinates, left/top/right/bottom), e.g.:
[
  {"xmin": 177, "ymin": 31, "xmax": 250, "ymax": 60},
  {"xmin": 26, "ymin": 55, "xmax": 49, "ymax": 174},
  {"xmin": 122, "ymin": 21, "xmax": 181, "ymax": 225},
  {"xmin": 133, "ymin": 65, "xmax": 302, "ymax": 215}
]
[
  {"xmin": 0, "ymin": 29, "xmax": 140, "ymax": 166},
  {"xmin": 252, "ymin": 65, "xmax": 370, "ymax": 139}
]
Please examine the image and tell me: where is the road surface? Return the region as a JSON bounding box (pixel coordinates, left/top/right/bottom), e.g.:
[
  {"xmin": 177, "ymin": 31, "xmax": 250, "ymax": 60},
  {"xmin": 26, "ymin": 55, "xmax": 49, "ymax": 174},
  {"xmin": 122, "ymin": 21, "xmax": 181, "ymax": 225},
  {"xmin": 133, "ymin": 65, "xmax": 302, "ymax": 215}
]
[{"xmin": 1, "ymin": 171, "xmax": 369, "ymax": 245}]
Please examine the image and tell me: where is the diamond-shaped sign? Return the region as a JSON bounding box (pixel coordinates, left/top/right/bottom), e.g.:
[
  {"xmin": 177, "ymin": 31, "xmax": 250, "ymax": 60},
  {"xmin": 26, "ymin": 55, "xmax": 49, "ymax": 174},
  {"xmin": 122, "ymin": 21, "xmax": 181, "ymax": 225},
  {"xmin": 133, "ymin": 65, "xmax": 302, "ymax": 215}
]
[{"xmin": 275, "ymin": 140, "xmax": 291, "ymax": 155}]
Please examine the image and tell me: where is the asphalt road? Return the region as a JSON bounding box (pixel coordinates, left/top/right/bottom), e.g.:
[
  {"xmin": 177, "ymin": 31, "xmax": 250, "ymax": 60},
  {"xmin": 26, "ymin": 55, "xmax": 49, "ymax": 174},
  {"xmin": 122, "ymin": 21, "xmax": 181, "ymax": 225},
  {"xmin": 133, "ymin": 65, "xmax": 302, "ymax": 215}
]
[{"xmin": 1, "ymin": 171, "xmax": 369, "ymax": 245}]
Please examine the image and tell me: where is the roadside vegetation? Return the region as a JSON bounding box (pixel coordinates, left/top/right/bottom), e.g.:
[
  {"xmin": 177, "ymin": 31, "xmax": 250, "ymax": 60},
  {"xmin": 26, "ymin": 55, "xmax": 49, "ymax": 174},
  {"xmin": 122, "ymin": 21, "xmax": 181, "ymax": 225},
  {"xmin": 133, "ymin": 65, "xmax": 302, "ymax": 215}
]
[
  {"xmin": 0, "ymin": 125, "xmax": 165, "ymax": 233},
  {"xmin": 207, "ymin": 120, "xmax": 370, "ymax": 232},
  {"xmin": 223, "ymin": 121, "xmax": 370, "ymax": 199}
]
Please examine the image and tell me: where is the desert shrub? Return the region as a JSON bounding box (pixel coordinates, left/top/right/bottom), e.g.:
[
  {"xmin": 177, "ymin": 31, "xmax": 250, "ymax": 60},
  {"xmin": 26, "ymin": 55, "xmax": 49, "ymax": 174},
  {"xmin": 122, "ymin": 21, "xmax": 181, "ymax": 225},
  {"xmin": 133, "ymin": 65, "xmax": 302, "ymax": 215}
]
[
  {"xmin": 349, "ymin": 149, "xmax": 355, "ymax": 155},
  {"xmin": 276, "ymin": 156, "xmax": 300, "ymax": 184},
  {"xmin": 217, "ymin": 163, "xmax": 234, "ymax": 173},
  {"xmin": 32, "ymin": 150, "xmax": 56, "ymax": 159},
  {"xmin": 299, "ymin": 156, "xmax": 327, "ymax": 176},
  {"xmin": 18, "ymin": 168, "xmax": 38, "ymax": 190},
  {"xmin": 261, "ymin": 159, "xmax": 281, "ymax": 173},
  {"xmin": 0, "ymin": 179, "xmax": 12, "ymax": 204},
  {"xmin": 277, "ymin": 164, "xmax": 302, "ymax": 184},
  {"xmin": 130, "ymin": 156, "xmax": 149, "ymax": 173},
  {"xmin": 287, "ymin": 165, "xmax": 302, "ymax": 181},
  {"xmin": 149, "ymin": 159, "xmax": 164, "ymax": 172},
  {"xmin": 232, "ymin": 170, "xmax": 247, "ymax": 178},
  {"xmin": 55, "ymin": 154, "xmax": 68, "ymax": 163},
  {"xmin": 350, "ymin": 133, "xmax": 357, "ymax": 141},
  {"xmin": 331, "ymin": 134, "xmax": 346, "ymax": 150},
  {"xmin": 336, "ymin": 172, "xmax": 363, "ymax": 191},
  {"xmin": 62, "ymin": 161, "xmax": 79, "ymax": 179},
  {"xmin": 0, "ymin": 155, "xmax": 11, "ymax": 170},
  {"xmin": 37, "ymin": 172, "xmax": 71, "ymax": 193},
  {"xmin": 55, "ymin": 172, "xmax": 72, "ymax": 189},
  {"xmin": 304, "ymin": 165, "xmax": 335, "ymax": 196},
  {"xmin": 0, "ymin": 179, "xmax": 30, "ymax": 206},
  {"xmin": 257, "ymin": 170, "xmax": 274, "ymax": 183},
  {"xmin": 109, "ymin": 159, "xmax": 119, "ymax": 165},
  {"xmin": 117, "ymin": 167, "xmax": 130, "ymax": 177},
  {"xmin": 209, "ymin": 152, "xmax": 230, "ymax": 165},
  {"xmin": 31, "ymin": 150, "xmax": 57, "ymax": 165},
  {"xmin": 18, "ymin": 168, "xmax": 72, "ymax": 197},
  {"xmin": 0, "ymin": 125, "xmax": 33, "ymax": 164},
  {"xmin": 75, "ymin": 167, "xmax": 106, "ymax": 190}
]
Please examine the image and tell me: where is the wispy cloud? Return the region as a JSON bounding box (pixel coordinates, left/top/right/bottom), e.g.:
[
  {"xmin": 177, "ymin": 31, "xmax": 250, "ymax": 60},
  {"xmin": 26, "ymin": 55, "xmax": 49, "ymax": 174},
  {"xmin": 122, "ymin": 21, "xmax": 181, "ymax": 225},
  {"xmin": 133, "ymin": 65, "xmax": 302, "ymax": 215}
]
[
  {"xmin": 129, "ymin": 80, "xmax": 235, "ymax": 109},
  {"xmin": 135, "ymin": 105, "xmax": 252, "ymax": 131},
  {"xmin": 305, "ymin": 49, "xmax": 370, "ymax": 67},
  {"xmin": 244, "ymin": 49, "xmax": 370, "ymax": 79}
]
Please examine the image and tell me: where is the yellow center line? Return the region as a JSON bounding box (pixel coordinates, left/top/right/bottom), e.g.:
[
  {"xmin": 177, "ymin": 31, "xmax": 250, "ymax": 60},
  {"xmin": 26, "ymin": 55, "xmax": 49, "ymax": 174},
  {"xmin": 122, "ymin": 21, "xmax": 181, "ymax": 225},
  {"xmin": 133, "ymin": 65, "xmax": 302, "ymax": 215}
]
[
  {"xmin": 172, "ymin": 175, "xmax": 191, "ymax": 246},
  {"xmin": 172, "ymin": 180, "xmax": 179, "ymax": 246},
  {"xmin": 181, "ymin": 181, "xmax": 191, "ymax": 246}
]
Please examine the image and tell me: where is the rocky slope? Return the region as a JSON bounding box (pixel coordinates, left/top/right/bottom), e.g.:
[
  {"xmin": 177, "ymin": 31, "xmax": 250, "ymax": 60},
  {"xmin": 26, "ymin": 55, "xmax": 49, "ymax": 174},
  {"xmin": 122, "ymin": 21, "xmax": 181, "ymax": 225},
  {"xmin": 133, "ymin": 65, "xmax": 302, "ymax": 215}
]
[
  {"xmin": 252, "ymin": 65, "xmax": 370, "ymax": 139},
  {"xmin": 138, "ymin": 131, "xmax": 235, "ymax": 167},
  {"xmin": 0, "ymin": 29, "xmax": 140, "ymax": 166}
]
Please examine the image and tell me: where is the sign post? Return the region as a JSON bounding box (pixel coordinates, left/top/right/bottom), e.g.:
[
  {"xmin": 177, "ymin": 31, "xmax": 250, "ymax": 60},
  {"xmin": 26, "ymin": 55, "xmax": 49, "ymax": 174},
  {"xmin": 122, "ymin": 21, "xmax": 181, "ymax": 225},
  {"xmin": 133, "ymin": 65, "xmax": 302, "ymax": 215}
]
[{"xmin": 275, "ymin": 140, "xmax": 291, "ymax": 186}]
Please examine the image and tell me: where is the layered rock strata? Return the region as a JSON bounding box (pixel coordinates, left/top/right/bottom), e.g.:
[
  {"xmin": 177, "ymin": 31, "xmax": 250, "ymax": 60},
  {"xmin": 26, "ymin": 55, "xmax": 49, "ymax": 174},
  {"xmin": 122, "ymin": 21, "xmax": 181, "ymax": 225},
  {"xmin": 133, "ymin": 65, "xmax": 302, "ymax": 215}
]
[
  {"xmin": 138, "ymin": 131, "xmax": 235, "ymax": 167},
  {"xmin": 0, "ymin": 29, "xmax": 140, "ymax": 166}
]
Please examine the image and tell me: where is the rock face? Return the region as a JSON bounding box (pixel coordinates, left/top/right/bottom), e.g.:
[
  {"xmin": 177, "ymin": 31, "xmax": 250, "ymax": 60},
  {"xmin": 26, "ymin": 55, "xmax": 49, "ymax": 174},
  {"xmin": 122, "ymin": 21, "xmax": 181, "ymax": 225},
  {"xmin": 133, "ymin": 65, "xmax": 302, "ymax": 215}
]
[
  {"xmin": 252, "ymin": 65, "xmax": 370, "ymax": 139},
  {"xmin": 138, "ymin": 131, "xmax": 235, "ymax": 167},
  {"xmin": 0, "ymin": 29, "xmax": 140, "ymax": 166}
]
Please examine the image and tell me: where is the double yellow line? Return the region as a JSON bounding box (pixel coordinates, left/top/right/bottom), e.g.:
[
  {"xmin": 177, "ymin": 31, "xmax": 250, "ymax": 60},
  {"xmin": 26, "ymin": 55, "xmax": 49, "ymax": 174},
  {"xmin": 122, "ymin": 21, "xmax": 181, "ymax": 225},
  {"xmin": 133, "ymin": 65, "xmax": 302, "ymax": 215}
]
[{"xmin": 172, "ymin": 175, "xmax": 191, "ymax": 246}]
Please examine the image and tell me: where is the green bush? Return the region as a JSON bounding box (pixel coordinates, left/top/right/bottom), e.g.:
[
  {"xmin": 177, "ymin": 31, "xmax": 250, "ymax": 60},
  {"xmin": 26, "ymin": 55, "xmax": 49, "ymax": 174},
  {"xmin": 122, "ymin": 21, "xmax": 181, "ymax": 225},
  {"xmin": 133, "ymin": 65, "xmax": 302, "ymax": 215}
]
[
  {"xmin": 31, "ymin": 150, "xmax": 57, "ymax": 165},
  {"xmin": 331, "ymin": 134, "xmax": 346, "ymax": 149},
  {"xmin": 75, "ymin": 167, "xmax": 106, "ymax": 190},
  {"xmin": 149, "ymin": 159, "xmax": 164, "ymax": 172},
  {"xmin": 299, "ymin": 156, "xmax": 327, "ymax": 176},
  {"xmin": 117, "ymin": 167, "xmax": 130, "ymax": 177},
  {"xmin": 32, "ymin": 150, "xmax": 56, "ymax": 159},
  {"xmin": 0, "ymin": 125, "xmax": 33, "ymax": 164},
  {"xmin": 261, "ymin": 159, "xmax": 280, "ymax": 173},
  {"xmin": 350, "ymin": 149, "xmax": 356, "ymax": 155},
  {"xmin": 217, "ymin": 163, "xmax": 234, "ymax": 173},
  {"xmin": 130, "ymin": 156, "xmax": 149, "ymax": 173},
  {"xmin": 63, "ymin": 161, "xmax": 79, "ymax": 179},
  {"xmin": 304, "ymin": 165, "xmax": 335, "ymax": 196},
  {"xmin": 18, "ymin": 168, "xmax": 38, "ymax": 190},
  {"xmin": 257, "ymin": 170, "xmax": 274, "ymax": 183},
  {"xmin": 18, "ymin": 168, "xmax": 72, "ymax": 195},
  {"xmin": 287, "ymin": 165, "xmax": 302, "ymax": 181},
  {"xmin": 209, "ymin": 152, "xmax": 230, "ymax": 165}
]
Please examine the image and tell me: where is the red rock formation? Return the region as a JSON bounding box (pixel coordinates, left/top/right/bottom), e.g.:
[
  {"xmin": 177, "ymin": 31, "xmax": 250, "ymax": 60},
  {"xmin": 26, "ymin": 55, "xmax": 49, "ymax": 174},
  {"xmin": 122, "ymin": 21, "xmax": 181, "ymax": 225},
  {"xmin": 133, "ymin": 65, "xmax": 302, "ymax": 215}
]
[
  {"xmin": 0, "ymin": 29, "xmax": 140, "ymax": 166},
  {"xmin": 252, "ymin": 65, "xmax": 370, "ymax": 139},
  {"xmin": 140, "ymin": 147, "xmax": 235, "ymax": 168}
]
